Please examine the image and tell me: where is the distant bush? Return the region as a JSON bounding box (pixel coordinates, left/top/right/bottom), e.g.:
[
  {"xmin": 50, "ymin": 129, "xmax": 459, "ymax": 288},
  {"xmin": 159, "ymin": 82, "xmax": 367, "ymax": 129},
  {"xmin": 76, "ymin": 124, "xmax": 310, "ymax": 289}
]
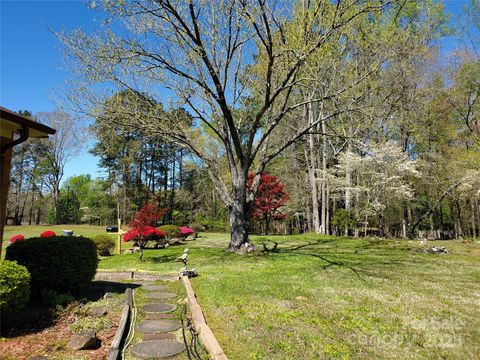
[
  {"xmin": 189, "ymin": 222, "xmax": 206, "ymax": 233},
  {"xmin": 123, "ymin": 226, "xmax": 166, "ymax": 248},
  {"xmin": 180, "ymin": 226, "xmax": 194, "ymax": 235},
  {"xmin": 5, "ymin": 236, "xmax": 98, "ymax": 295},
  {"xmin": 194, "ymin": 218, "xmax": 227, "ymax": 232},
  {"xmin": 180, "ymin": 226, "xmax": 194, "ymax": 238},
  {"xmin": 9, "ymin": 234, "xmax": 25, "ymax": 244},
  {"xmin": 92, "ymin": 234, "xmax": 116, "ymax": 256},
  {"xmin": 40, "ymin": 230, "xmax": 56, "ymax": 238},
  {"xmin": 331, "ymin": 209, "xmax": 356, "ymax": 234},
  {"xmin": 0, "ymin": 260, "xmax": 31, "ymax": 313},
  {"xmin": 157, "ymin": 225, "xmax": 181, "ymax": 238}
]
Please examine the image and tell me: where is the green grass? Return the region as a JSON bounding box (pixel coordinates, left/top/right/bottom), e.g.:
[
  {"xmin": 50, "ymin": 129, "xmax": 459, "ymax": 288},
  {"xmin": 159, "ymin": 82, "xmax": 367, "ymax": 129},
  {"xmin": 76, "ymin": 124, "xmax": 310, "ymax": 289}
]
[
  {"xmin": 3, "ymin": 227, "xmax": 479, "ymax": 359},
  {"xmin": 3, "ymin": 224, "xmax": 110, "ymax": 240},
  {"xmin": 98, "ymin": 233, "xmax": 480, "ymax": 360},
  {"xmin": 2, "ymin": 225, "xmax": 129, "ymax": 257}
]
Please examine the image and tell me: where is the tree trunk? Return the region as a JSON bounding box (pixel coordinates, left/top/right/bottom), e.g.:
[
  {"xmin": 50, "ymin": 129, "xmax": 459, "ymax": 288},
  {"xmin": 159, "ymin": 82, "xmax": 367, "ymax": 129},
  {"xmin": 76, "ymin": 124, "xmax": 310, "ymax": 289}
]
[
  {"xmin": 320, "ymin": 117, "xmax": 328, "ymax": 234},
  {"xmin": 345, "ymin": 139, "xmax": 352, "ymax": 236},
  {"xmin": 228, "ymin": 199, "xmax": 250, "ymax": 251},
  {"xmin": 326, "ymin": 181, "xmax": 330, "ymax": 235},
  {"xmin": 168, "ymin": 152, "xmax": 176, "ymax": 223},
  {"xmin": 228, "ymin": 173, "xmax": 252, "ymax": 252},
  {"xmin": 364, "ymin": 213, "xmax": 368, "ymax": 237},
  {"xmin": 455, "ymin": 200, "xmax": 463, "ymax": 238},
  {"xmin": 304, "ymin": 103, "xmax": 321, "ymax": 233},
  {"xmin": 19, "ymin": 191, "xmax": 28, "ymax": 224},
  {"xmin": 354, "ymin": 171, "xmax": 360, "ymax": 237},
  {"xmin": 471, "ymin": 200, "xmax": 476, "ymax": 239},
  {"xmin": 429, "ymin": 212, "xmax": 435, "ymax": 239},
  {"xmin": 379, "ymin": 214, "xmax": 385, "ymax": 237},
  {"xmin": 28, "ymin": 193, "xmax": 34, "ymax": 225}
]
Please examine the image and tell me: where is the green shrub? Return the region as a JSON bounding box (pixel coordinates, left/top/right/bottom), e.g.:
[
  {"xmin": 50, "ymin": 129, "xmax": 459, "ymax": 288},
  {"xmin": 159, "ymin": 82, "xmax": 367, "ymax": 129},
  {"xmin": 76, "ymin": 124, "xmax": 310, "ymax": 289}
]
[
  {"xmin": 41, "ymin": 289, "xmax": 75, "ymax": 307},
  {"xmin": 331, "ymin": 209, "xmax": 356, "ymax": 233},
  {"xmin": 0, "ymin": 260, "xmax": 31, "ymax": 313},
  {"xmin": 5, "ymin": 236, "xmax": 98, "ymax": 295},
  {"xmin": 190, "ymin": 222, "xmax": 206, "ymax": 233},
  {"xmin": 92, "ymin": 234, "xmax": 115, "ymax": 256},
  {"xmin": 157, "ymin": 225, "xmax": 181, "ymax": 238},
  {"xmin": 194, "ymin": 217, "xmax": 227, "ymax": 232}
]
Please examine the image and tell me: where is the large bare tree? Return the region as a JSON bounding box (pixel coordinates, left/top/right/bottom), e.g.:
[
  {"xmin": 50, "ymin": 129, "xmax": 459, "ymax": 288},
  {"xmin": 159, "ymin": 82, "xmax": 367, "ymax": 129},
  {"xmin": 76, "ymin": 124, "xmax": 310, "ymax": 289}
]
[
  {"xmin": 60, "ymin": 0, "xmax": 397, "ymax": 251},
  {"xmin": 35, "ymin": 110, "xmax": 83, "ymax": 223}
]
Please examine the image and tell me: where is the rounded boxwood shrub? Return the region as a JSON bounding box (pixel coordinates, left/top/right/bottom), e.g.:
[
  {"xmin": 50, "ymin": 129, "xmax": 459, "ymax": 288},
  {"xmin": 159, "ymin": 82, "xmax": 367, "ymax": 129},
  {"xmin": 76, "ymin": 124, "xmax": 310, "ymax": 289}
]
[
  {"xmin": 92, "ymin": 234, "xmax": 116, "ymax": 256},
  {"xmin": 0, "ymin": 260, "xmax": 31, "ymax": 313},
  {"xmin": 5, "ymin": 236, "xmax": 98, "ymax": 295},
  {"xmin": 157, "ymin": 225, "xmax": 181, "ymax": 238}
]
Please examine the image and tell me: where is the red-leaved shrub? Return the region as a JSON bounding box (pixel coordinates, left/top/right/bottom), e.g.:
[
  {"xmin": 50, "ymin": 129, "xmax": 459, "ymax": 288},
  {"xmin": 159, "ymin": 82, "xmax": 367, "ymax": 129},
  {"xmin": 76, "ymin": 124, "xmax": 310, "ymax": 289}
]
[
  {"xmin": 40, "ymin": 230, "xmax": 56, "ymax": 238},
  {"xmin": 123, "ymin": 198, "xmax": 168, "ymax": 248},
  {"xmin": 123, "ymin": 229, "xmax": 139, "ymax": 242},
  {"xmin": 9, "ymin": 234, "xmax": 25, "ymax": 244},
  {"xmin": 180, "ymin": 227, "xmax": 194, "ymax": 236},
  {"xmin": 123, "ymin": 227, "xmax": 166, "ymax": 243}
]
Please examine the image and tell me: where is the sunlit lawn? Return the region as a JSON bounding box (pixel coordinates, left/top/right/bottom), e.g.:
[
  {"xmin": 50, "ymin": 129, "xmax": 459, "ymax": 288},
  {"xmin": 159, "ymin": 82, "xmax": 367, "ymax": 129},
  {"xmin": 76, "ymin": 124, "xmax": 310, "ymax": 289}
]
[
  {"xmin": 3, "ymin": 227, "xmax": 479, "ymax": 359},
  {"xmin": 99, "ymin": 232, "xmax": 480, "ymax": 360},
  {"xmin": 1, "ymin": 224, "xmax": 130, "ymax": 257}
]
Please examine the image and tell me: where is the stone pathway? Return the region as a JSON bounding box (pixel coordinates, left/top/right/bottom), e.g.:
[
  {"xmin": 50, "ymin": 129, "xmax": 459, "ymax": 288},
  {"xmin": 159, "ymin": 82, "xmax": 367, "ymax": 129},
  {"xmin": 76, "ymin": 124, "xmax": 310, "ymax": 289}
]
[{"xmin": 130, "ymin": 279, "xmax": 186, "ymax": 359}]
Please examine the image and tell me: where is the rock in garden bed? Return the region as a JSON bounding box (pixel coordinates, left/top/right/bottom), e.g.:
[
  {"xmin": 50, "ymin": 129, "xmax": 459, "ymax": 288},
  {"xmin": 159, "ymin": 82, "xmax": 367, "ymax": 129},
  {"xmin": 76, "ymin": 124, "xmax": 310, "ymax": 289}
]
[{"xmin": 67, "ymin": 330, "xmax": 100, "ymax": 350}]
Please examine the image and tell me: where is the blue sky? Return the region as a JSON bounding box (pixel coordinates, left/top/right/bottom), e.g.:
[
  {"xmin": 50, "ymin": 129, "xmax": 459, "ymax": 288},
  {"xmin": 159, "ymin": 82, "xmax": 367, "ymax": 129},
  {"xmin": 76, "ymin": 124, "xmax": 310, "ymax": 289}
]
[
  {"xmin": 0, "ymin": 0, "xmax": 106, "ymax": 181},
  {"xmin": 0, "ymin": 0, "xmax": 471, "ymax": 183}
]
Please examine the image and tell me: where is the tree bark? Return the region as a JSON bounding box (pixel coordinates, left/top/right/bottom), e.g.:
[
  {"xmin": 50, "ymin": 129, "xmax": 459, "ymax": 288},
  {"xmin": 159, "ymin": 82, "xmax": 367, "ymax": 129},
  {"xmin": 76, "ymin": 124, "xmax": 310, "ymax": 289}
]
[
  {"xmin": 354, "ymin": 171, "xmax": 360, "ymax": 237},
  {"xmin": 470, "ymin": 200, "xmax": 477, "ymax": 239},
  {"xmin": 305, "ymin": 103, "xmax": 321, "ymax": 233},
  {"xmin": 455, "ymin": 199, "xmax": 463, "ymax": 238},
  {"xmin": 320, "ymin": 117, "xmax": 328, "ymax": 234},
  {"xmin": 345, "ymin": 135, "xmax": 352, "ymax": 236},
  {"xmin": 228, "ymin": 177, "xmax": 251, "ymax": 251}
]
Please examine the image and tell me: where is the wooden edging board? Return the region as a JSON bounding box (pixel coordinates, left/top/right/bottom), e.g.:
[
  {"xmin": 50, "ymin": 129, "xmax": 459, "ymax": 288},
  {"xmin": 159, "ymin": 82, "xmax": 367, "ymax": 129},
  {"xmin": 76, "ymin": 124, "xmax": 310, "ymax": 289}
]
[
  {"xmin": 108, "ymin": 288, "xmax": 132, "ymax": 360},
  {"xmin": 181, "ymin": 275, "xmax": 228, "ymax": 360}
]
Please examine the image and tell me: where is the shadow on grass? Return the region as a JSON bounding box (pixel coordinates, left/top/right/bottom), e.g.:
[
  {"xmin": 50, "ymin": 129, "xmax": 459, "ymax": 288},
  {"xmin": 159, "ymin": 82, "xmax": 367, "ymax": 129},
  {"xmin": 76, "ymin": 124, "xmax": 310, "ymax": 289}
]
[
  {"xmin": 142, "ymin": 254, "xmax": 178, "ymax": 264},
  {"xmin": 259, "ymin": 240, "xmax": 367, "ymax": 280}
]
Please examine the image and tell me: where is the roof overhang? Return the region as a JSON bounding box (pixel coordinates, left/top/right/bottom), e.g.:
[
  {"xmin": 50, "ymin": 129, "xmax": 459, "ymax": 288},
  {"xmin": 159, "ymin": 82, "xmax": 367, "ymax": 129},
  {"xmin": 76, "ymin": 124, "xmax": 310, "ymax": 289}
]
[{"xmin": 1, "ymin": 106, "xmax": 56, "ymax": 139}]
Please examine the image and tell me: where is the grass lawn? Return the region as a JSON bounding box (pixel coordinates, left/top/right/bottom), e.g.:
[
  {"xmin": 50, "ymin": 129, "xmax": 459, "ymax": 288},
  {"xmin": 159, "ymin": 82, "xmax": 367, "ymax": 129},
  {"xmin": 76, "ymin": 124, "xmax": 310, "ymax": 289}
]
[
  {"xmin": 1, "ymin": 225, "xmax": 129, "ymax": 257},
  {"xmin": 98, "ymin": 233, "xmax": 480, "ymax": 360},
  {"xmin": 3, "ymin": 227, "xmax": 479, "ymax": 359}
]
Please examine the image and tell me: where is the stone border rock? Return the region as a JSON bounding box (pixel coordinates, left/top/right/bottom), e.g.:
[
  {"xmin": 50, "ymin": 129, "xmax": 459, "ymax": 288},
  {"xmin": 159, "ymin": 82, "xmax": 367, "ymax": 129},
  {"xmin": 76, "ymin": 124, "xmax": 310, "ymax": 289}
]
[
  {"xmin": 181, "ymin": 276, "xmax": 228, "ymax": 360},
  {"xmin": 108, "ymin": 288, "xmax": 132, "ymax": 360},
  {"xmin": 95, "ymin": 270, "xmax": 178, "ymax": 282}
]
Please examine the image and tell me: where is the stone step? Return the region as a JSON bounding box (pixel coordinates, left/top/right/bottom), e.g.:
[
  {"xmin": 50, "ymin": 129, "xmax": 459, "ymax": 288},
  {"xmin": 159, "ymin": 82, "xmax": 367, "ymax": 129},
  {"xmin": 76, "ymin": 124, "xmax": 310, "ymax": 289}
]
[
  {"xmin": 131, "ymin": 339, "xmax": 185, "ymax": 359},
  {"xmin": 145, "ymin": 292, "xmax": 177, "ymax": 300},
  {"xmin": 142, "ymin": 303, "xmax": 177, "ymax": 314},
  {"xmin": 136, "ymin": 320, "xmax": 182, "ymax": 334},
  {"xmin": 142, "ymin": 284, "xmax": 169, "ymax": 291}
]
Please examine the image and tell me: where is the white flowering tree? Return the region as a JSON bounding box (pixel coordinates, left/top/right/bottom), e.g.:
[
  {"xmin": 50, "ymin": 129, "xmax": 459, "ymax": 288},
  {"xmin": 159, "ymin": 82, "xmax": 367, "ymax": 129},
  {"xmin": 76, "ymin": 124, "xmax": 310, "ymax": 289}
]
[{"xmin": 337, "ymin": 141, "xmax": 421, "ymax": 237}]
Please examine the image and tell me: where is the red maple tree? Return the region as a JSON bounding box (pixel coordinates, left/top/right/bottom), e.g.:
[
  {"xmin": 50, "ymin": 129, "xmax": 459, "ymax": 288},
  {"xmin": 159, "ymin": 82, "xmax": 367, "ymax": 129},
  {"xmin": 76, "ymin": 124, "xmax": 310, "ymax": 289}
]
[
  {"xmin": 248, "ymin": 173, "xmax": 289, "ymax": 235},
  {"xmin": 127, "ymin": 197, "xmax": 168, "ymax": 247}
]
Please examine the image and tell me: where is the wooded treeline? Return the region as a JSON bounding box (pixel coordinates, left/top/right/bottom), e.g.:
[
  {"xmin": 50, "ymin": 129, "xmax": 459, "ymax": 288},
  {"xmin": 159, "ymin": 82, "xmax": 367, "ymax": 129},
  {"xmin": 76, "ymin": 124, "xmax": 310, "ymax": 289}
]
[
  {"xmin": 7, "ymin": 103, "xmax": 226, "ymax": 228},
  {"xmin": 6, "ymin": 0, "xmax": 479, "ymax": 242}
]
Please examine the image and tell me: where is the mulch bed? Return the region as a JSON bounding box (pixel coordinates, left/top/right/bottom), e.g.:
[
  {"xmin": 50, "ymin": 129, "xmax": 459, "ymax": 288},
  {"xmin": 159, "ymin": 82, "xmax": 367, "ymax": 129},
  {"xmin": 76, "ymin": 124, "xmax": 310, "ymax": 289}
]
[
  {"xmin": 1, "ymin": 282, "xmax": 128, "ymax": 360},
  {"xmin": 1, "ymin": 303, "xmax": 120, "ymax": 360}
]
